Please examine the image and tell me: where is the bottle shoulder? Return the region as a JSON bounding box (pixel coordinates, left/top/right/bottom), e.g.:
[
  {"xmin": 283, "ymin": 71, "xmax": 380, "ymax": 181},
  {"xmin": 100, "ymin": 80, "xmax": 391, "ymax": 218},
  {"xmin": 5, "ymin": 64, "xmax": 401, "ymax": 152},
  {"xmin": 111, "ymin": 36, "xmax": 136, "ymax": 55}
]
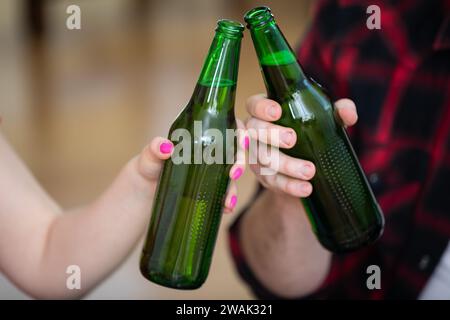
[
  {"xmin": 168, "ymin": 102, "xmax": 236, "ymax": 135},
  {"xmin": 276, "ymin": 80, "xmax": 332, "ymax": 119}
]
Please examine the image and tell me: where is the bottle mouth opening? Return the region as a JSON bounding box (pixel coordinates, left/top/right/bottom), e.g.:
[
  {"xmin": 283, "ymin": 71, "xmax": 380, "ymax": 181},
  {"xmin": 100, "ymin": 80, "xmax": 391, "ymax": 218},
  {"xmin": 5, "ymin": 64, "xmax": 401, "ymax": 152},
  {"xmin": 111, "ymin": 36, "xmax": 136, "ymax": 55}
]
[
  {"xmin": 244, "ymin": 6, "xmax": 274, "ymax": 28},
  {"xmin": 216, "ymin": 19, "xmax": 245, "ymax": 38}
]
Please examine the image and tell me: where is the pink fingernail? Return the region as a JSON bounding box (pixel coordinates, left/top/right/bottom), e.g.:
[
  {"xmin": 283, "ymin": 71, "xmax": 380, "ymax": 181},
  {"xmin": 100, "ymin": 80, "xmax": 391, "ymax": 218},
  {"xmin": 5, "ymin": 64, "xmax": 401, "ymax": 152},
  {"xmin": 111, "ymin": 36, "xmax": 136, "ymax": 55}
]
[
  {"xmin": 160, "ymin": 142, "xmax": 173, "ymax": 154},
  {"xmin": 232, "ymin": 167, "xmax": 243, "ymax": 180},
  {"xmin": 243, "ymin": 136, "xmax": 250, "ymax": 150},
  {"xmin": 229, "ymin": 195, "xmax": 237, "ymax": 209}
]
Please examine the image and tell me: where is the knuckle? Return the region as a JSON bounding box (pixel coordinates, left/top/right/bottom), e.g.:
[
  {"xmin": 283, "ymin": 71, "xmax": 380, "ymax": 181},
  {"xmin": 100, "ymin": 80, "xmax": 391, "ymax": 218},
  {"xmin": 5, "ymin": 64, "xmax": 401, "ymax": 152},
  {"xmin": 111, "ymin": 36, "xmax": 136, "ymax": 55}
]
[
  {"xmin": 245, "ymin": 96, "xmax": 256, "ymax": 113},
  {"xmin": 247, "ymin": 117, "xmax": 263, "ymax": 132},
  {"xmin": 259, "ymin": 124, "xmax": 277, "ymax": 145},
  {"xmin": 144, "ymin": 144, "xmax": 154, "ymax": 160},
  {"xmin": 249, "ymin": 163, "xmax": 260, "ymax": 174},
  {"xmin": 254, "ymin": 99, "xmax": 267, "ymax": 117},
  {"xmin": 269, "ymin": 155, "xmax": 281, "ymax": 174},
  {"xmin": 258, "ymin": 151, "xmax": 271, "ymax": 167},
  {"xmin": 273, "ymin": 174, "xmax": 285, "ymax": 191},
  {"xmin": 280, "ymin": 156, "xmax": 291, "ymax": 176},
  {"xmin": 139, "ymin": 161, "xmax": 160, "ymax": 179},
  {"xmin": 244, "ymin": 116, "xmax": 253, "ymax": 127},
  {"xmin": 265, "ymin": 173, "xmax": 277, "ymax": 186},
  {"xmin": 285, "ymin": 179, "xmax": 297, "ymax": 195}
]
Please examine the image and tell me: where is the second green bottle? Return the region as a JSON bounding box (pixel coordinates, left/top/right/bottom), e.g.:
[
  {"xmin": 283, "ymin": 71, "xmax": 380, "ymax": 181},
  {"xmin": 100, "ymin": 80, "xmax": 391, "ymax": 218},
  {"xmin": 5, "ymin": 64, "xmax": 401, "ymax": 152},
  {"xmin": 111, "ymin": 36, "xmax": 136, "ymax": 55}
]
[{"xmin": 244, "ymin": 7, "xmax": 384, "ymax": 253}]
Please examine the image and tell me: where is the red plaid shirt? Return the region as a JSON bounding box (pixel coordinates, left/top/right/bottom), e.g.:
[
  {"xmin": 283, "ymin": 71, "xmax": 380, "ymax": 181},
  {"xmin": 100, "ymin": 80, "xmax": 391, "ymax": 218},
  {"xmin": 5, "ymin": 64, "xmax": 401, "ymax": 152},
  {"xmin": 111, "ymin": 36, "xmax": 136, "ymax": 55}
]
[{"xmin": 229, "ymin": 0, "xmax": 450, "ymax": 299}]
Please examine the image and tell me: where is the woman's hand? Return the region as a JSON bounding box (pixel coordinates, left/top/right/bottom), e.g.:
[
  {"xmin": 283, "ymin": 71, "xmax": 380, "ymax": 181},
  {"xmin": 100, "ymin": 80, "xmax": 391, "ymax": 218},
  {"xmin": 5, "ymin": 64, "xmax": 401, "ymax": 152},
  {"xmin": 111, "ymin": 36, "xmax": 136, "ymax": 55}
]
[{"xmin": 136, "ymin": 130, "xmax": 246, "ymax": 213}]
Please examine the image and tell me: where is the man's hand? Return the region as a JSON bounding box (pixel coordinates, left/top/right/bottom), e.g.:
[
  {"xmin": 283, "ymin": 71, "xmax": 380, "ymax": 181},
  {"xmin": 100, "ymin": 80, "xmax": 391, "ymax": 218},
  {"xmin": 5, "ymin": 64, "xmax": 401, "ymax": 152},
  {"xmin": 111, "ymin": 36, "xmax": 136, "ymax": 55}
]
[
  {"xmin": 238, "ymin": 94, "xmax": 358, "ymax": 298},
  {"xmin": 245, "ymin": 94, "xmax": 358, "ymax": 198}
]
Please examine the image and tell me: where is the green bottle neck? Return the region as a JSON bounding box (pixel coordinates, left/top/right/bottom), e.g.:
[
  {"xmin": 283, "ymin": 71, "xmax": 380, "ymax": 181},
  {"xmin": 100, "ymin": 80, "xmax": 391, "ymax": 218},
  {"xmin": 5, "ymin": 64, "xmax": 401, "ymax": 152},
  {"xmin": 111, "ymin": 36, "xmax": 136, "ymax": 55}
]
[
  {"xmin": 191, "ymin": 22, "xmax": 243, "ymax": 111},
  {"xmin": 246, "ymin": 7, "xmax": 307, "ymax": 98}
]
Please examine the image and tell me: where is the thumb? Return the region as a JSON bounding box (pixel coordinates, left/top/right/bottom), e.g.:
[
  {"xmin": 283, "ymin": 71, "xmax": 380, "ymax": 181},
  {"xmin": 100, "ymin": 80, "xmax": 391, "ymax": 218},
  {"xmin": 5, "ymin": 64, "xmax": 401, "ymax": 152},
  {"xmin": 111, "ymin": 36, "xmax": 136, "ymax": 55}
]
[{"xmin": 137, "ymin": 137, "xmax": 173, "ymax": 181}]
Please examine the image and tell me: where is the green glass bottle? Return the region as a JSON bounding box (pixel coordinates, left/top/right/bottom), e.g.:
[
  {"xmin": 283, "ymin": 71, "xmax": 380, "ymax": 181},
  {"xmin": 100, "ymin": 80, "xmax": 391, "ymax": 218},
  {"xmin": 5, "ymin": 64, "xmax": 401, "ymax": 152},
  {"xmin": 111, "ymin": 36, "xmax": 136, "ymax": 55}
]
[
  {"xmin": 244, "ymin": 7, "xmax": 384, "ymax": 253},
  {"xmin": 140, "ymin": 20, "xmax": 244, "ymax": 289}
]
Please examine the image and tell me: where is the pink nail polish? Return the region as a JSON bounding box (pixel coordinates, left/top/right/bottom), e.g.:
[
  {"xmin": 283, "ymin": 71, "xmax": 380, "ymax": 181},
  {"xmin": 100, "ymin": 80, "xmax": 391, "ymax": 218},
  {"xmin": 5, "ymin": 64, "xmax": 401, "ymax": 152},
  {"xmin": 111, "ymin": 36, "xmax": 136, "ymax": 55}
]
[
  {"xmin": 243, "ymin": 136, "xmax": 250, "ymax": 150},
  {"xmin": 232, "ymin": 167, "xmax": 243, "ymax": 180},
  {"xmin": 229, "ymin": 195, "xmax": 237, "ymax": 209},
  {"xmin": 160, "ymin": 142, "xmax": 173, "ymax": 154}
]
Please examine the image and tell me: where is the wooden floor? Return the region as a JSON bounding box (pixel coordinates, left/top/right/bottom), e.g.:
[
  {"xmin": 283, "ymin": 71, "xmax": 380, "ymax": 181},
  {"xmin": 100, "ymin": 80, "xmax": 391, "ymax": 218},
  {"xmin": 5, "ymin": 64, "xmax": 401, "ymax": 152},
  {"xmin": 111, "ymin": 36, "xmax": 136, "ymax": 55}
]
[{"xmin": 0, "ymin": 0, "xmax": 312, "ymax": 299}]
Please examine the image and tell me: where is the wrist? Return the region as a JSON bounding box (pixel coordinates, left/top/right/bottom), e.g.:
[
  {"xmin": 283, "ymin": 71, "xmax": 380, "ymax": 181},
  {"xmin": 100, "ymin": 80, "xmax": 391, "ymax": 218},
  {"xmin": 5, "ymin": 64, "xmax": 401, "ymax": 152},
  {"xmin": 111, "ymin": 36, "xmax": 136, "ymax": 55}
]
[
  {"xmin": 264, "ymin": 189, "xmax": 307, "ymax": 221},
  {"xmin": 238, "ymin": 188, "xmax": 331, "ymax": 298}
]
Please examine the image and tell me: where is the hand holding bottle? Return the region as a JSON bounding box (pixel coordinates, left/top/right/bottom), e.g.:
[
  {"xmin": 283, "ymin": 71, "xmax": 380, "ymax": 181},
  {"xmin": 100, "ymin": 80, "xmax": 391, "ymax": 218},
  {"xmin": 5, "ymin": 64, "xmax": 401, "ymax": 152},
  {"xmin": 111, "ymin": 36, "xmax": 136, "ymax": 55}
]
[
  {"xmin": 0, "ymin": 128, "xmax": 244, "ymax": 298},
  {"xmin": 244, "ymin": 6, "xmax": 383, "ymax": 252},
  {"xmin": 238, "ymin": 96, "xmax": 359, "ymax": 297},
  {"xmin": 245, "ymin": 95, "xmax": 358, "ymax": 197},
  {"xmin": 138, "ymin": 136, "xmax": 244, "ymax": 214}
]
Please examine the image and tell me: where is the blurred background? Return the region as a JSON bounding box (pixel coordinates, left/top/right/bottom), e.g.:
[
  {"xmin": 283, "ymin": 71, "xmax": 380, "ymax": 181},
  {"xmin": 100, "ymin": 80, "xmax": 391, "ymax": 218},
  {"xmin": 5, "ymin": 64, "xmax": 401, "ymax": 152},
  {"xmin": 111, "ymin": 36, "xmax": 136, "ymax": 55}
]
[{"xmin": 0, "ymin": 0, "xmax": 314, "ymax": 299}]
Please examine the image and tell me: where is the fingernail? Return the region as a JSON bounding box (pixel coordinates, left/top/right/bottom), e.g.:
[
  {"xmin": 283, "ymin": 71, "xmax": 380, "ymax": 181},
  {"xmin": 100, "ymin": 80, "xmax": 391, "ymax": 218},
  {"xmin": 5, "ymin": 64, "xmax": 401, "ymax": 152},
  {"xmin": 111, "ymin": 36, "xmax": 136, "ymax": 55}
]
[
  {"xmin": 160, "ymin": 142, "xmax": 173, "ymax": 154},
  {"xmin": 301, "ymin": 165, "xmax": 312, "ymax": 177},
  {"xmin": 282, "ymin": 131, "xmax": 294, "ymax": 145},
  {"xmin": 229, "ymin": 195, "xmax": 237, "ymax": 209},
  {"xmin": 301, "ymin": 183, "xmax": 312, "ymax": 194},
  {"xmin": 243, "ymin": 136, "xmax": 250, "ymax": 150},
  {"xmin": 232, "ymin": 167, "xmax": 243, "ymax": 180},
  {"xmin": 268, "ymin": 105, "xmax": 278, "ymax": 118}
]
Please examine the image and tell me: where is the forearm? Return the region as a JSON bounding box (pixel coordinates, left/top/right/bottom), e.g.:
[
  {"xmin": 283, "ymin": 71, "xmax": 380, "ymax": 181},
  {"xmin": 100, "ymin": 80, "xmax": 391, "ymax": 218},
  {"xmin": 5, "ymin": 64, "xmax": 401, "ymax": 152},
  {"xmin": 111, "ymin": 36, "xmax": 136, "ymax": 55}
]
[
  {"xmin": 239, "ymin": 189, "xmax": 331, "ymax": 298},
  {"xmin": 36, "ymin": 157, "xmax": 153, "ymax": 298},
  {"xmin": 2, "ymin": 156, "xmax": 153, "ymax": 299}
]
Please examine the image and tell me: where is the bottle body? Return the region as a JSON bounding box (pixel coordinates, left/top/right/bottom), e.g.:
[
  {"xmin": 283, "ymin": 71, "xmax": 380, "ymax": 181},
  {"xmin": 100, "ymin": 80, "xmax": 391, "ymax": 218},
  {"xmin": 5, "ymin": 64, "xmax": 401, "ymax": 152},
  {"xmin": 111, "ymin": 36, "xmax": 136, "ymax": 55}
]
[
  {"xmin": 246, "ymin": 7, "xmax": 384, "ymax": 252},
  {"xmin": 268, "ymin": 70, "xmax": 383, "ymax": 252},
  {"xmin": 140, "ymin": 89, "xmax": 235, "ymax": 288},
  {"xmin": 140, "ymin": 20, "xmax": 243, "ymax": 288}
]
